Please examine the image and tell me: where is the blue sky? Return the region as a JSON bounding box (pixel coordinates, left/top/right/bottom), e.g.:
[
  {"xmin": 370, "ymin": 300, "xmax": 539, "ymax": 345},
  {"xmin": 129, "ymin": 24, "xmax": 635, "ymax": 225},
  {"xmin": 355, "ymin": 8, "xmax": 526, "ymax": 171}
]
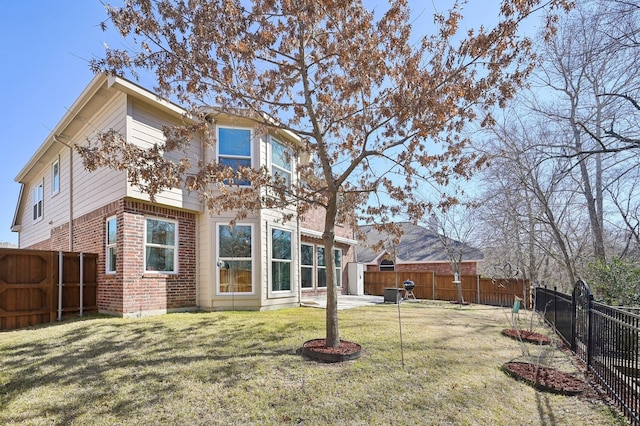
[
  {"xmin": 0, "ymin": 2, "xmax": 121, "ymax": 244},
  {"xmin": 0, "ymin": 1, "xmax": 540, "ymax": 245}
]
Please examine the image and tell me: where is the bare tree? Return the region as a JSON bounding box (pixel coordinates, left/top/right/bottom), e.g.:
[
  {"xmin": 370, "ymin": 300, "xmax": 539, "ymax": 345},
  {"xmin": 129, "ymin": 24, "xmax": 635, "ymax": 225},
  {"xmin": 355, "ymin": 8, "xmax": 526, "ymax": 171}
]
[
  {"xmin": 534, "ymin": 0, "xmax": 640, "ymax": 262},
  {"xmin": 79, "ymin": 0, "xmax": 570, "ymax": 347},
  {"xmin": 474, "ymin": 112, "xmax": 590, "ymax": 290},
  {"xmin": 424, "ymin": 200, "xmax": 479, "ymax": 304}
]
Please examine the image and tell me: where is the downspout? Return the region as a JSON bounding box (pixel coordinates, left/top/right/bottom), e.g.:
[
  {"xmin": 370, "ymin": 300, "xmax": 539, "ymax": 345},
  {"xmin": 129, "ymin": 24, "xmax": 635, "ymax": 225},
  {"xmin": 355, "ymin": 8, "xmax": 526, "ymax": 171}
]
[
  {"xmin": 297, "ymin": 208, "xmax": 302, "ymax": 305},
  {"xmin": 69, "ymin": 145, "xmax": 74, "ymax": 251},
  {"xmin": 296, "ymin": 148, "xmax": 302, "ymax": 306},
  {"xmin": 53, "ymin": 136, "xmax": 74, "ymax": 251}
]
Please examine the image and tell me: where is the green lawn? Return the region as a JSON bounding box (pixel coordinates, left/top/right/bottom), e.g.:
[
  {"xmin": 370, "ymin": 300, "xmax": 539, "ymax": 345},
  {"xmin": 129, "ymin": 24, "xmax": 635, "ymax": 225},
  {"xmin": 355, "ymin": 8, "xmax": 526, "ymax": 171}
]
[{"xmin": 0, "ymin": 301, "xmax": 625, "ymax": 425}]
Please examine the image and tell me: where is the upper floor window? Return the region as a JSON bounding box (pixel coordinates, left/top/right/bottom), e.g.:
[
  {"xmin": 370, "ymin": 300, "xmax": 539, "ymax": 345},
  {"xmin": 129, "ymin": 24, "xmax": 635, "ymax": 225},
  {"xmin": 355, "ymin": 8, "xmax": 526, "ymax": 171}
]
[
  {"xmin": 145, "ymin": 217, "xmax": 177, "ymax": 273},
  {"xmin": 51, "ymin": 159, "xmax": 60, "ymax": 195},
  {"xmin": 218, "ymin": 127, "xmax": 252, "ymax": 186},
  {"xmin": 106, "ymin": 216, "xmax": 117, "ymax": 274},
  {"xmin": 32, "ymin": 180, "xmax": 43, "ymax": 221},
  {"xmin": 271, "ymin": 138, "xmax": 292, "ymax": 189}
]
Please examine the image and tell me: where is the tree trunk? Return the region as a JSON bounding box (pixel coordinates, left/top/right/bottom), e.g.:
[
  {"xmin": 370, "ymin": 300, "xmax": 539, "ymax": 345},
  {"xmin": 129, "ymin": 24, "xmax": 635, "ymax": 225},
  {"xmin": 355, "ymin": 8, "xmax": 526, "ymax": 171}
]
[{"xmin": 323, "ymin": 194, "xmax": 340, "ymax": 348}]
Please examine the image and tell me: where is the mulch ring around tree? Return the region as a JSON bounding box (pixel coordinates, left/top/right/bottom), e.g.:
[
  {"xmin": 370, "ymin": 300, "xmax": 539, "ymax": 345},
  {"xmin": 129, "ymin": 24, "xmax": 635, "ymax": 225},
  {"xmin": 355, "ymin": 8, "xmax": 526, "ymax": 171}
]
[
  {"xmin": 502, "ymin": 362, "xmax": 586, "ymax": 395},
  {"xmin": 301, "ymin": 339, "xmax": 362, "ymax": 363},
  {"xmin": 501, "ymin": 328, "xmax": 552, "ymax": 345}
]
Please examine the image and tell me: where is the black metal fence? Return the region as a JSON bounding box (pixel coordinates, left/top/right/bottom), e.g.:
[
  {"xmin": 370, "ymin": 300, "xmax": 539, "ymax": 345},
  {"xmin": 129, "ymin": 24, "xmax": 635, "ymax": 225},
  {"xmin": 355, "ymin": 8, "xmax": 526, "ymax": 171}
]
[{"xmin": 535, "ymin": 282, "xmax": 640, "ymax": 425}]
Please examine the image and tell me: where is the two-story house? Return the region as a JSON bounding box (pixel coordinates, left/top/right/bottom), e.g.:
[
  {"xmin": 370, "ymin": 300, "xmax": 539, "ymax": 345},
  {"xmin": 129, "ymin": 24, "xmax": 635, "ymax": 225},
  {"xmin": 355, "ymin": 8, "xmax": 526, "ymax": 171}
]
[{"xmin": 11, "ymin": 73, "xmax": 357, "ymax": 317}]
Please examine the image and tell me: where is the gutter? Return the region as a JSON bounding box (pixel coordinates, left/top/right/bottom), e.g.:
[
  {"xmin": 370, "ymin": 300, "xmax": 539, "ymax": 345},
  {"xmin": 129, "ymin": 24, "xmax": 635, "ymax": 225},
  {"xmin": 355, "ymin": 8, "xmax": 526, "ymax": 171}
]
[{"xmin": 299, "ymin": 227, "xmax": 357, "ymax": 246}]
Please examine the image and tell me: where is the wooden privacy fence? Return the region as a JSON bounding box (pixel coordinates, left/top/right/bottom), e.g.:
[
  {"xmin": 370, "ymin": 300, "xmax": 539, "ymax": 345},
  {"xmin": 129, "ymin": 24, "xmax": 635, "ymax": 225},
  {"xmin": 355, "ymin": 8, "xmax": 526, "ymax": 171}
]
[
  {"xmin": 364, "ymin": 271, "xmax": 530, "ymax": 307},
  {"xmin": 0, "ymin": 248, "xmax": 98, "ymax": 331}
]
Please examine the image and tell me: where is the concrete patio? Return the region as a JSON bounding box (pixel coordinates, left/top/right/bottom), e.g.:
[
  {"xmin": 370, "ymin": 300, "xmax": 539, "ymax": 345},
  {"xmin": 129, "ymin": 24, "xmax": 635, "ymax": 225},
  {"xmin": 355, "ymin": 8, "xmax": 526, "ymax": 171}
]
[{"xmin": 300, "ymin": 294, "xmax": 384, "ymax": 310}]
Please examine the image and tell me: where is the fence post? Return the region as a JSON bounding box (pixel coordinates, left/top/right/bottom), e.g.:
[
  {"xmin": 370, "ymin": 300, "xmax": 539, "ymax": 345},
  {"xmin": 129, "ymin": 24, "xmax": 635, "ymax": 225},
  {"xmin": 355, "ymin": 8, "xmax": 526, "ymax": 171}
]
[
  {"xmin": 553, "ymin": 286, "xmax": 558, "ymax": 330},
  {"xmin": 587, "ymin": 289, "xmax": 593, "ymax": 368},
  {"xmin": 571, "ymin": 284, "xmax": 577, "ymax": 353},
  {"xmin": 476, "ymin": 275, "xmax": 480, "ymax": 305},
  {"xmin": 57, "ymin": 251, "xmax": 63, "ymax": 321},
  {"xmin": 79, "ymin": 252, "xmax": 84, "ymax": 317},
  {"xmin": 432, "ymin": 271, "xmax": 436, "ymax": 300}
]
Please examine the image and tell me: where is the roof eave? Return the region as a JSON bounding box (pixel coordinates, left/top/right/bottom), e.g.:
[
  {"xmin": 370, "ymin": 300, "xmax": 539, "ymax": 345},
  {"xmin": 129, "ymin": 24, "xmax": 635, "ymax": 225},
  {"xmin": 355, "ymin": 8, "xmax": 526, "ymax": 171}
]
[
  {"xmin": 10, "ymin": 183, "xmax": 24, "ymax": 231},
  {"xmin": 14, "ymin": 73, "xmax": 109, "ymax": 183}
]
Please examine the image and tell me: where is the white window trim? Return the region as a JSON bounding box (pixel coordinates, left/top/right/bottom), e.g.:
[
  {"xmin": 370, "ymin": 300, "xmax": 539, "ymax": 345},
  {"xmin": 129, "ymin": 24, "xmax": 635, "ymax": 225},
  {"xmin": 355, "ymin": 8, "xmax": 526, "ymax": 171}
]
[
  {"xmin": 216, "ymin": 125, "xmax": 253, "ymax": 186},
  {"xmin": 302, "ymin": 244, "xmax": 342, "ymax": 290},
  {"xmin": 216, "ymin": 222, "xmax": 255, "ymax": 295},
  {"xmin": 317, "ymin": 246, "xmax": 327, "ymax": 288},
  {"xmin": 270, "ymin": 136, "xmax": 292, "ymax": 189},
  {"xmin": 334, "ymin": 248, "xmax": 343, "ymax": 288},
  {"xmin": 144, "ymin": 217, "xmax": 178, "ymax": 274},
  {"xmin": 300, "ymin": 243, "xmax": 315, "ymax": 290},
  {"xmin": 106, "ymin": 216, "xmax": 117, "ymax": 274},
  {"xmin": 32, "ymin": 180, "xmax": 44, "ymax": 222},
  {"xmin": 51, "ymin": 158, "xmax": 60, "ymax": 196},
  {"xmin": 269, "ymin": 226, "xmax": 294, "ymax": 297}
]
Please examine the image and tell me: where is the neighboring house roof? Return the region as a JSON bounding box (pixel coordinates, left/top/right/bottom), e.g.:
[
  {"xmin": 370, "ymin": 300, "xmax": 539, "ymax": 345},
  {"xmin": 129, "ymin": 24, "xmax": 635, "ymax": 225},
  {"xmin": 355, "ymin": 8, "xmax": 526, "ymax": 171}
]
[{"xmin": 356, "ymin": 222, "xmax": 483, "ymax": 264}]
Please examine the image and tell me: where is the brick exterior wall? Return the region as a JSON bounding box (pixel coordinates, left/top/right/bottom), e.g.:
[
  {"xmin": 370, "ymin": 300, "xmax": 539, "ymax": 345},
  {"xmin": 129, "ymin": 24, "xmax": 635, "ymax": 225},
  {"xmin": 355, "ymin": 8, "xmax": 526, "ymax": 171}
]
[
  {"xmin": 24, "ymin": 199, "xmax": 356, "ymax": 313},
  {"xmin": 24, "ymin": 199, "xmax": 197, "ymax": 317},
  {"xmin": 300, "ymin": 206, "xmax": 354, "ymax": 241},
  {"xmin": 300, "ymin": 206, "xmax": 356, "ymax": 295},
  {"xmin": 117, "ymin": 200, "xmax": 197, "ymax": 316}
]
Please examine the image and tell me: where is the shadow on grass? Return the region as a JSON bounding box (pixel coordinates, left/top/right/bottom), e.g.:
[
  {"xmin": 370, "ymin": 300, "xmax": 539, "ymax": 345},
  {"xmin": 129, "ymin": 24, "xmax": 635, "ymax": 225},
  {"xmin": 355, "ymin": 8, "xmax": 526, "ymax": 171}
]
[{"xmin": 0, "ymin": 312, "xmax": 309, "ymax": 424}]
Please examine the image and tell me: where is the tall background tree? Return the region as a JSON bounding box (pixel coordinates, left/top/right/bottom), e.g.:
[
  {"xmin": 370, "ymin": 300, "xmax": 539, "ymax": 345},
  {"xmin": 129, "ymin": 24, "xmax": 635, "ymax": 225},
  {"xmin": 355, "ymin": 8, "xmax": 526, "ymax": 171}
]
[
  {"xmin": 80, "ymin": 0, "xmax": 570, "ymax": 346},
  {"xmin": 474, "ymin": 0, "xmax": 640, "ymax": 301}
]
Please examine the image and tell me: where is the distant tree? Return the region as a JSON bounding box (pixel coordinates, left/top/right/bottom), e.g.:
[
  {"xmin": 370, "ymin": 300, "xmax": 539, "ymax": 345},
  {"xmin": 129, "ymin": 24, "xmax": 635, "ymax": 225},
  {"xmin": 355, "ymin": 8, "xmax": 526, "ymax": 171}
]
[
  {"xmin": 474, "ymin": 0, "xmax": 640, "ymax": 292},
  {"xmin": 536, "ymin": 0, "xmax": 640, "ymax": 261},
  {"xmin": 79, "ymin": 0, "xmax": 570, "ymax": 347},
  {"xmin": 585, "ymin": 257, "xmax": 640, "ymax": 306},
  {"xmin": 424, "ymin": 199, "xmax": 478, "ymax": 304},
  {"xmin": 474, "ymin": 111, "xmax": 587, "ymax": 291}
]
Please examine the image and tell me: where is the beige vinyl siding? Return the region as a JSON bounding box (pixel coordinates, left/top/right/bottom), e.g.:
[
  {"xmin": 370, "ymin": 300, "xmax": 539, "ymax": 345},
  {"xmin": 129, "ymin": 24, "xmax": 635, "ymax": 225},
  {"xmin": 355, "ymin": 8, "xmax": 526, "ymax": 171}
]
[
  {"xmin": 72, "ymin": 92, "xmax": 128, "ymax": 218},
  {"xmin": 197, "ymin": 217, "xmax": 212, "ymax": 307},
  {"xmin": 18, "ymin": 174, "xmax": 50, "ymax": 248},
  {"xmin": 18, "ymin": 91, "xmax": 128, "ymax": 248},
  {"xmin": 260, "ymin": 131, "xmax": 300, "ymax": 309},
  {"xmin": 126, "ymin": 99, "xmax": 201, "ymax": 212}
]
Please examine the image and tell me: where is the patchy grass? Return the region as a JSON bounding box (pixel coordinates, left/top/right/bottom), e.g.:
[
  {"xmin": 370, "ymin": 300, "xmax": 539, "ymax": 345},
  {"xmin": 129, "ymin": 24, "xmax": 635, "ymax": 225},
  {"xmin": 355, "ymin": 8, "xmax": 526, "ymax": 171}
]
[{"xmin": 0, "ymin": 301, "xmax": 625, "ymax": 425}]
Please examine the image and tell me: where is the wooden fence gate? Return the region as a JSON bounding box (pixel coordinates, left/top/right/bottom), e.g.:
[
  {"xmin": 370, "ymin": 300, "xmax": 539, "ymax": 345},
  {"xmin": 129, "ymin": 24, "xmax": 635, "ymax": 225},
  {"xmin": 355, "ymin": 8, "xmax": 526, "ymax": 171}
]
[{"xmin": 0, "ymin": 248, "xmax": 98, "ymax": 331}]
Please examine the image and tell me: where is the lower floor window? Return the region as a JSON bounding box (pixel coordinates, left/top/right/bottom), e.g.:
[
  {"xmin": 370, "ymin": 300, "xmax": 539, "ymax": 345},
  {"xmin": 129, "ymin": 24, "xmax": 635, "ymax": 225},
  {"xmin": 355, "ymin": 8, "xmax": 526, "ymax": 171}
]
[
  {"xmin": 218, "ymin": 224, "xmax": 253, "ymax": 293},
  {"xmin": 303, "ymin": 244, "xmax": 342, "ymax": 290},
  {"xmin": 301, "ymin": 244, "xmax": 314, "ymax": 288},
  {"xmin": 145, "ymin": 218, "xmax": 177, "ymax": 273},
  {"xmin": 271, "ymin": 228, "xmax": 292, "ymax": 292}
]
